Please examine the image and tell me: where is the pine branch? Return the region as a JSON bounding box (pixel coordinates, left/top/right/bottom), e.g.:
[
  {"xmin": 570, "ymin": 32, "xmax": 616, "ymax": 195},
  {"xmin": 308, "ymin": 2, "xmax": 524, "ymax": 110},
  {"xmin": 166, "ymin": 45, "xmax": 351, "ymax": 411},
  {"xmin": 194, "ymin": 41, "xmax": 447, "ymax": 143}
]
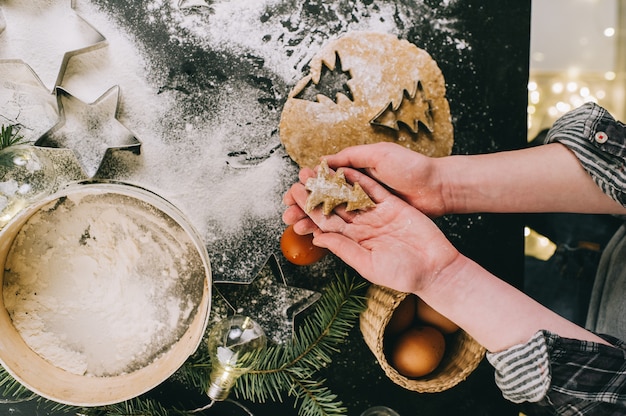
[
  {"xmin": 0, "ymin": 124, "xmax": 29, "ymax": 150},
  {"xmin": 289, "ymin": 377, "xmax": 347, "ymax": 416},
  {"xmin": 0, "ymin": 365, "xmax": 35, "ymax": 400},
  {"xmin": 233, "ymin": 272, "xmax": 368, "ymax": 415},
  {"xmin": 76, "ymin": 397, "xmax": 176, "ymax": 416}
]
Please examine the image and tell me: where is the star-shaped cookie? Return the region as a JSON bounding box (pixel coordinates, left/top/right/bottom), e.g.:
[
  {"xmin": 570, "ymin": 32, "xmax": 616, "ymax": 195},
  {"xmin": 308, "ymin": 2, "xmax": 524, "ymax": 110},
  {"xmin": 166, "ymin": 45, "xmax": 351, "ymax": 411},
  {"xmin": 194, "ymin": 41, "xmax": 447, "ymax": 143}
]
[
  {"xmin": 0, "ymin": 0, "xmax": 106, "ymax": 91},
  {"xmin": 214, "ymin": 254, "xmax": 321, "ymax": 344},
  {"xmin": 35, "ymin": 86, "xmax": 141, "ymax": 178},
  {"xmin": 305, "ymin": 160, "xmax": 375, "ymax": 215}
]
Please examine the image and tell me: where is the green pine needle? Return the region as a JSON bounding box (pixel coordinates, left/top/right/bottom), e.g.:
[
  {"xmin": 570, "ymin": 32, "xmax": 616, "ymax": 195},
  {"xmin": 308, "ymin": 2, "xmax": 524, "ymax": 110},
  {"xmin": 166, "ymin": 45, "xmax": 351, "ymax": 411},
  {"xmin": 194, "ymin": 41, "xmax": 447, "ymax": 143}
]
[
  {"xmin": 232, "ymin": 272, "xmax": 368, "ymax": 416},
  {"xmin": 0, "ymin": 124, "xmax": 29, "ymax": 150},
  {"xmin": 77, "ymin": 397, "xmax": 177, "ymax": 416}
]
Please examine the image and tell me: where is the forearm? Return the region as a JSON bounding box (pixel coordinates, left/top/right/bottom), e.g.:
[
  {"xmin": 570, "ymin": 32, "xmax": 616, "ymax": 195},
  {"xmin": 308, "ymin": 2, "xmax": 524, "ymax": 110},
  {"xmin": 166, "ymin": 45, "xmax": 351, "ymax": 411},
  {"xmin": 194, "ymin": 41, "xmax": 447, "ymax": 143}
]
[
  {"xmin": 416, "ymin": 254, "xmax": 611, "ymax": 352},
  {"xmin": 438, "ymin": 143, "xmax": 626, "ymax": 215}
]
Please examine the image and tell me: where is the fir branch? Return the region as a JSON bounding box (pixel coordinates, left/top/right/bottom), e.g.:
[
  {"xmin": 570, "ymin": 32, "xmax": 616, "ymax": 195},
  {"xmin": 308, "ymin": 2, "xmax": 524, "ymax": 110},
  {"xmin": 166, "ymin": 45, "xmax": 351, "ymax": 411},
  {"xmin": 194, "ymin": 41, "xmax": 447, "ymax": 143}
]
[
  {"xmin": 289, "ymin": 377, "xmax": 347, "ymax": 416},
  {"xmin": 233, "ymin": 272, "xmax": 368, "ymax": 415},
  {"xmin": 0, "ymin": 365, "xmax": 34, "ymax": 400},
  {"xmin": 0, "ymin": 124, "xmax": 29, "ymax": 150},
  {"xmin": 76, "ymin": 397, "xmax": 176, "ymax": 416}
]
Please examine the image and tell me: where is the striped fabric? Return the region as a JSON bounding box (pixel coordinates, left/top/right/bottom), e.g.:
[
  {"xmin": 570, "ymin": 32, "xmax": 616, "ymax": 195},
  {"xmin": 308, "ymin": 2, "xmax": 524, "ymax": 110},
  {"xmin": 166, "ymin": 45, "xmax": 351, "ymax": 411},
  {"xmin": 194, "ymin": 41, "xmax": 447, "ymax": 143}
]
[
  {"xmin": 487, "ymin": 331, "xmax": 551, "ymax": 403},
  {"xmin": 485, "ymin": 103, "xmax": 626, "ymax": 414},
  {"xmin": 487, "ymin": 331, "xmax": 626, "ymax": 415},
  {"xmin": 545, "ymin": 102, "xmax": 626, "ymax": 208}
]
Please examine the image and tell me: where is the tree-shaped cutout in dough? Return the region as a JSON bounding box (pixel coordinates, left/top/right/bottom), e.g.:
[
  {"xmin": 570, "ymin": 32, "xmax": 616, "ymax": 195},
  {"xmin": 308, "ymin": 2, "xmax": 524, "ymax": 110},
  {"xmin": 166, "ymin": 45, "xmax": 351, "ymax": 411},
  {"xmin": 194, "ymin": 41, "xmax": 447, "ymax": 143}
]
[
  {"xmin": 294, "ymin": 52, "xmax": 353, "ymax": 104},
  {"xmin": 280, "ymin": 32, "xmax": 454, "ymax": 169},
  {"xmin": 370, "ymin": 80, "xmax": 434, "ymax": 136}
]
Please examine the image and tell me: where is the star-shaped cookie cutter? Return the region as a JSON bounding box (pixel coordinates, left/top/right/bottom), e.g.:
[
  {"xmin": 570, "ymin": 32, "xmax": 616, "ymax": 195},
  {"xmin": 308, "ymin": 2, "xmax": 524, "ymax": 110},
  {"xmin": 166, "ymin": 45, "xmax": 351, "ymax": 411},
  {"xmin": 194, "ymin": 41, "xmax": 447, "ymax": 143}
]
[
  {"xmin": 177, "ymin": 0, "xmax": 210, "ymax": 9},
  {"xmin": 0, "ymin": 0, "xmax": 107, "ymax": 92},
  {"xmin": 214, "ymin": 254, "xmax": 321, "ymax": 344},
  {"xmin": 35, "ymin": 86, "xmax": 141, "ymax": 179},
  {"xmin": 0, "ymin": 60, "xmax": 58, "ymax": 142}
]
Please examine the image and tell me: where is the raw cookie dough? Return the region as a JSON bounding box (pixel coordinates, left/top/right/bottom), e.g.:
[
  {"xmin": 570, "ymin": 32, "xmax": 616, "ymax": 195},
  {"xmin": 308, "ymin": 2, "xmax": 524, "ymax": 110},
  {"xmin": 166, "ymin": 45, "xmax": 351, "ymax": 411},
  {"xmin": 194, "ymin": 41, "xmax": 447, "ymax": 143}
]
[
  {"xmin": 280, "ymin": 31, "xmax": 454, "ymax": 169},
  {"xmin": 305, "ymin": 160, "xmax": 375, "ymax": 215}
]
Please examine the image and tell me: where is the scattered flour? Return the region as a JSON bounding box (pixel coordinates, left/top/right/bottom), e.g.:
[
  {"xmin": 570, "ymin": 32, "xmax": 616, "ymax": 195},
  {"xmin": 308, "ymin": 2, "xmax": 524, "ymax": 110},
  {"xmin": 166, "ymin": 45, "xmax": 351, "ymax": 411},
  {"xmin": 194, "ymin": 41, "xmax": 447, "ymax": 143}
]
[
  {"xmin": 1, "ymin": 1, "xmax": 471, "ymax": 283},
  {"xmin": 2, "ymin": 190, "xmax": 205, "ymax": 376},
  {"xmin": 0, "ymin": 0, "xmax": 106, "ymax": 91},
  {"xmin": 0, "ymin": 1, "xmax": 474, "ymax": 351}
]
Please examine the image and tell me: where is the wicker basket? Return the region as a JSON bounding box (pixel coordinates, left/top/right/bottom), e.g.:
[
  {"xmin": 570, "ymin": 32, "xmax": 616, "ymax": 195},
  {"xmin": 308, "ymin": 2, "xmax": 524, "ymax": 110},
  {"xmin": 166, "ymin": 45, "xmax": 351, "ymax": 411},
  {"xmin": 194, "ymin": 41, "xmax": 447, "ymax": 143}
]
[{"xmin": 360, "ymin": 284, "xmax": 486, "ymax": 393}]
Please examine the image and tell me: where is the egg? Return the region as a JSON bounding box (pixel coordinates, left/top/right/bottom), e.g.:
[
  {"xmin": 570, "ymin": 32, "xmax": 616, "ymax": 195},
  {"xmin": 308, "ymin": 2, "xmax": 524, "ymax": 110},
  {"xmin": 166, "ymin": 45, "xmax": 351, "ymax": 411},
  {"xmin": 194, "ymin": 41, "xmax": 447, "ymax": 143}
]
[
  {"xmin": 416, "ymin": 297, "xmax": 459, "ymax": 334},
  {"xmin": 389, "ymin": 326, "xmax": 445, "ymax": 378},
  {"xmin": 386, "ymin": 294, "xmax": 416, "ymax": 335},
  {"xmin": 280, "ymin": 224, "xmax": 328, "ymax": 265}
]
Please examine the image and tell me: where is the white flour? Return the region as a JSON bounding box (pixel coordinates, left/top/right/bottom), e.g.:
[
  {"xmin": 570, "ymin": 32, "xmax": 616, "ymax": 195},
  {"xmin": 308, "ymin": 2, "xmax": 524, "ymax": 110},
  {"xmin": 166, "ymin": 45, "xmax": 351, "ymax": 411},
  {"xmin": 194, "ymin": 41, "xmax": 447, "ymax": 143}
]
[
  {"xmin": 0, "ymin": 1, "xmax": 469, "ymax": 278},
  {"xmin": 0, "ymin": 0, "xmax": 473, "ymax": 351},
  {"xmin": 2, "ymin": 190, "xmax": 205, "ymax": 376},
  {"xmin": 66, "ymin": 1, "xmax": 291, "ymax": 239}
]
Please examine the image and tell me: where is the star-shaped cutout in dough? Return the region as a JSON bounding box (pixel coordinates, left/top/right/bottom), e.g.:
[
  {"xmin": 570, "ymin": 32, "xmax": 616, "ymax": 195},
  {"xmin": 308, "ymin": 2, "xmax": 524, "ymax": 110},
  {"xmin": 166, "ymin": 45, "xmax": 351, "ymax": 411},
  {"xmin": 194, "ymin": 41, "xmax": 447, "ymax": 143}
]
[
  {"xmin": 305, "ymin": 160, "xmax": 375, "ymax": 215},
  {"xmin": 214, "ymin": 254, "xmax": 321, "ymax": 344},
  {"xmin": 177, "ymin": 0, "xmax": 210, "ymax": 9},
  {"xmin": 35, "ymin": 86, "xmax": 141, "ymax": 178},
  {"xmin": 0, "ymin": 0, "xmax": 106, "ymax": 91}
]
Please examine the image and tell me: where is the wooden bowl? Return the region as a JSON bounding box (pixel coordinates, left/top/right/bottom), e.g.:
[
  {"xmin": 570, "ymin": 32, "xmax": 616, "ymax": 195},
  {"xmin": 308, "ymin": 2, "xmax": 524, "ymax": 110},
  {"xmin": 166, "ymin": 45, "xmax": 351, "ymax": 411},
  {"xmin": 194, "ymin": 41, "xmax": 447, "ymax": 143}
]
[{"xmin": 0, "ymin": 182, "xmax": 211, "ymax": 406}]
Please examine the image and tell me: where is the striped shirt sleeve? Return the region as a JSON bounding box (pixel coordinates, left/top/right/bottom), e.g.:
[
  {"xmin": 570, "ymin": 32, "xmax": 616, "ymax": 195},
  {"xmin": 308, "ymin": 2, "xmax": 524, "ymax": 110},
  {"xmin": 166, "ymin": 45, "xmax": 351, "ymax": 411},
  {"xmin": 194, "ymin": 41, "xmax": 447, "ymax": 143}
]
[
  {"xmin": 545, "ymin": 102, "xmax": 626, "ymax": 207},
  {"xmin": 486, "ymin": 331, "xmax": 551, "ymax": 403},
  {"xmin": 487, "ymin": 330, "xmax": 626, "ymax": 414}
]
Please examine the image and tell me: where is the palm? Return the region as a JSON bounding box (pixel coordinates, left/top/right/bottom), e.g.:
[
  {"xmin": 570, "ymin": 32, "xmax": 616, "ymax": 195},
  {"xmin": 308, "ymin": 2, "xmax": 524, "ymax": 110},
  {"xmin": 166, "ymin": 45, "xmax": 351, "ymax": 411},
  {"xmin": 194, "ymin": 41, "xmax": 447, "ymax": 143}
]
[{"xmin": 300, "ymin": 169, "xmax": 458, "ymax": 294}]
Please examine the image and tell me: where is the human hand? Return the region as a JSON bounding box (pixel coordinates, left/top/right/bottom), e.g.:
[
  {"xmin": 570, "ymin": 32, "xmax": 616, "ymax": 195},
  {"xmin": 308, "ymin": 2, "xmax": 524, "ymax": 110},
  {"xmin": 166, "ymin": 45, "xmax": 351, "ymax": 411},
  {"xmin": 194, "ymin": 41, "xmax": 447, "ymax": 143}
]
[
  {"xmin": 323, "ymin": 142, "xmax": 448, "ymax": 217},
  {"xmin": 282, "ymin": 165, "xmax": 460, "ymax": 294}
]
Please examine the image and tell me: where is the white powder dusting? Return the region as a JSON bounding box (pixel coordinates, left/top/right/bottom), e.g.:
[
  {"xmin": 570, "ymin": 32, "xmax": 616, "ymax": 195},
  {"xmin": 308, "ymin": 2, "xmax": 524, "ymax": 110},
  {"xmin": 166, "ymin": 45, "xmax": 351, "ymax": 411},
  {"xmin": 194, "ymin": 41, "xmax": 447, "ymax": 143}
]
[
  {"xmin": 61, "ymin": 1, "xmax": 292, "ymax": 244},
  {"xmin": 2, "ymin": 190, "xmax": 205, "ymax": 376},
  {"xmin": 149, "ymin": 0, "xmax": 413, "ymax": 82},
  {"xmin": 0, "ymin": 0, "xmax": 106, "ymax": 91},
  {"xmin": 1, "ymin": 0, "xmax": 472, "ymax": 289}
]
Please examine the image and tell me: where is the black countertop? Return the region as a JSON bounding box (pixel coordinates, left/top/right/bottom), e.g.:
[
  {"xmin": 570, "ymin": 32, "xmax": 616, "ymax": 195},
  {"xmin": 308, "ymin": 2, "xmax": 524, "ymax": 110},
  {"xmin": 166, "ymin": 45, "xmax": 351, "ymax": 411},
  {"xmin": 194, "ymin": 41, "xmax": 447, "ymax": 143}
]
[{"xmin": 0, "ymin": 0, "xmax": 529, "ymax": 414}]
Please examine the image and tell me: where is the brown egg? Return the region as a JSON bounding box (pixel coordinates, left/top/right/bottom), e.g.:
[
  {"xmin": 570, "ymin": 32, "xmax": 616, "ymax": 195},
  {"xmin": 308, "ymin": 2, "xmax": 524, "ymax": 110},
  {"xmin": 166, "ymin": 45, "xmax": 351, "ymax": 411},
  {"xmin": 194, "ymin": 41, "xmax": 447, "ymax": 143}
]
[
  {"xmin": 390, "ymin": 326, "xmax": 445, "ymax": 378},
  {"xmin": 416, "ymin": 297, "xmax": 459, "ymax": 334},
  {"xmin": 386, "ymin": 295, "xmax": 416, "ymax": 335}
]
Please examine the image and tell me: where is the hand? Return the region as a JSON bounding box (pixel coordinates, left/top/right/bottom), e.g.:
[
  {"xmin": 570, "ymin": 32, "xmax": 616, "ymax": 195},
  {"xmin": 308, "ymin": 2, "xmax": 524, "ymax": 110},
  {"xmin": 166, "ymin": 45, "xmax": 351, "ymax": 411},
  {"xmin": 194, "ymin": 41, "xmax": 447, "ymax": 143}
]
[
  {"xmin": 282, "ymin": 165, "xmax": 460, "ymax": 294},
  {"xmin": 283, "ymin": 157, "xmax": 614, "ymax": 351},
  {"xmin": 322, "ymin": 142, "xmax": 448, "ymax": 217}
]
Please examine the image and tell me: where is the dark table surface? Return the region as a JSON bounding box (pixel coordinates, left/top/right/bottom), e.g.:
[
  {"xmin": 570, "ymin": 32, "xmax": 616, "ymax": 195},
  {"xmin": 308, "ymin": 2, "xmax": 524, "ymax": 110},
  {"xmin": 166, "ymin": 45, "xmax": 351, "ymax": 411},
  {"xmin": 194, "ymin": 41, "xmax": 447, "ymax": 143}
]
[{"xmin": 0, "ymin": 0, "xmax": 529, "ymax": 414}]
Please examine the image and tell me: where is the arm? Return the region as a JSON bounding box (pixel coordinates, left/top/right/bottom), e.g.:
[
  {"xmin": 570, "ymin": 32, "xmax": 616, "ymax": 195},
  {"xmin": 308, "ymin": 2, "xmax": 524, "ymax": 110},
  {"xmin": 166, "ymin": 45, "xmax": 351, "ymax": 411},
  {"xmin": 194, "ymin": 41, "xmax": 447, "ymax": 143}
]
[
  {"xmin": 323, "ymin": 142, "xmax": 626, "ymax": 216},
  {"xmin": 283, "ymin": 166, "xmax": 611, "ymax": 352},
  {"xmin": 438, "ymin": 142, "xmax": 626, "ymax": 215}
]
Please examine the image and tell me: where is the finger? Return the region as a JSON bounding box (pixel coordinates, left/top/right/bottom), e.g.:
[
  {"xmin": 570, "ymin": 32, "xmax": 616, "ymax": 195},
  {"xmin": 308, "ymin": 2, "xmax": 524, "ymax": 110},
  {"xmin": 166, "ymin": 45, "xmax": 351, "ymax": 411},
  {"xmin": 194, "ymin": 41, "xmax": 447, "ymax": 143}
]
[
  {"xmin": 283, "ymin": 187, "xmax": 296, "ymax": 206},
  {"xmin": 282, "ymin": 203, "xmax": 307, "ymax": 225},
  {"xmin": 298, "ymin": 167, "xmax": 316, "ymax": 183},
  {"xmin": 341, "ymin": 167, "xmax": 393, "ymax": 204},
  {"xmin": 312, "ymin": 232, "xmax": 373, "ymax": 276},
  {"xmin": 323, "ymin": 144, "xmax": 383, "ymax": 170},
  {"xmin": 292, "ymin": 217, "xmax": 319, "ymax": 235}
]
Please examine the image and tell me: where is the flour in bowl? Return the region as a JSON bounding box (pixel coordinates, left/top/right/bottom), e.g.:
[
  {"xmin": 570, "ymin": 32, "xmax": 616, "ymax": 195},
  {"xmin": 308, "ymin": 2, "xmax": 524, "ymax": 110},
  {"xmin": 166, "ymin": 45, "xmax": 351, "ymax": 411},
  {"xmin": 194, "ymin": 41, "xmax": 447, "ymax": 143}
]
[{"xmin": 2, "ymin": 189, "xmax": 206, "ymax": 376}]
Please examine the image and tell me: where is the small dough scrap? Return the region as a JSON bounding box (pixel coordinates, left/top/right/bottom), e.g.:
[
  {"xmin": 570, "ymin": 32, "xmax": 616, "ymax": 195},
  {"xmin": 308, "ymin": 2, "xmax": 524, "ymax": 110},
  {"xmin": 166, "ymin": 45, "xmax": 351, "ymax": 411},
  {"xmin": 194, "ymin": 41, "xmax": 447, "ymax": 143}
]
[{"xmin": 305, "ymin": 160, "xmax": 375, "ymax": 215}]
